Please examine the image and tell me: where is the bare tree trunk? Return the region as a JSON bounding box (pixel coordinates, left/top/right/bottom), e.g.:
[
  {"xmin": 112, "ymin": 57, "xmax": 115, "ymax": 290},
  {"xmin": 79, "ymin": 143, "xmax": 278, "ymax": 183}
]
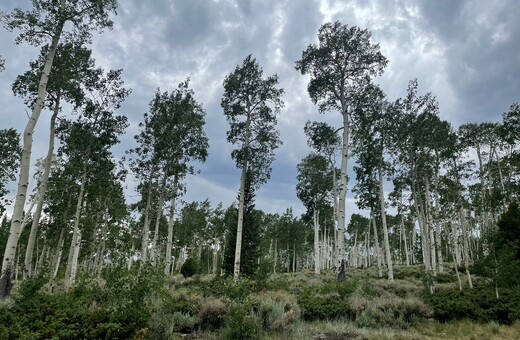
[
  {"xmin": 336, "ymin": 109, "xmax": 350, "ymax": 271},
  {"xmin": 313, "ymin": 206, "xmax": 320, "ymax": 274},
  {"xmin": 24, "ymin": 99, "xmax": 59, "ymax": 279},
  {"xmin": 49, "ymin": 227, "xmax": 65, "ymax": 292},
  {"xmin": 331, "ymin": 163, "xmax": 339, "ymax": 267},
  {"xmin": 140, "ymin": 178, "xmax": 153, "ymax": 264},
  {"xmin": 96, "ymin": 211, "xmax": 109, "ymax": 276},
  {"xmin": 424, "ymin": 180, "xmax": 437, "ymax": 276},
  {"xmin": 233, "ymin": 114, "xmax": 251, "ymax": 279},
  {"xmin": 151, "ymin": 174, "xmax": 166, "ymax": 266},
  {"xmin": 35, "ymin": 242, "xmax": 48, "ymax": 276},
  {"xmin": 460, "ymin": 207, "xmax": 473, "ymax": 288},
  {"xmin": 64, "ymin": 162, "xmax": 87, "ymax": 290},
  {"xmin": 1, "ymin": 12, "xmax": 65, "ymax": 299},
  {"xmin": 400, "ymin": 212, "xmax": 410, "ymax": 266},
  {"xmin": 379, "ymin": 167, "xmax": 393, "ymax": 281},
  {"xmin": 165, "ymin": 177, "xmax": 178, "ymax": 275},
  {"xmin": 371, "ymin": 210, "xmax": 383, "ymax": 278}
]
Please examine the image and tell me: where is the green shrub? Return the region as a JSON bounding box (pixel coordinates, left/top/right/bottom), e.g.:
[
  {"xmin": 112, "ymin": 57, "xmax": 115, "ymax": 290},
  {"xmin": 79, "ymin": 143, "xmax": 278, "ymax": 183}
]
[
  {"xmin": 198, "ymin": 298, "xmax": 228, "ymax": 330},
  {"xmin": 252, "ymin": 290, "xmax": 300, "ymax": 332},
  {"xmin": 298, "ymin": 289, "xmax": 351, "ymax": 321},
  {"xmin": 171, "ymin": 312, "xmax": 198, "ymax": 333},
  {"xmin": 337, "ymin": 279, "xmax": 358, "ymax": 299},
  {"xmin": 180, "ymin": 258, "xmax": 199, "ymax": 278},
  {"xmin": 426, "ymin": 285, "xmax": 520, "ymax": 324},
  {"xmin": 224, "ymin": 305, "xmax": 261, "ymax": 340}
]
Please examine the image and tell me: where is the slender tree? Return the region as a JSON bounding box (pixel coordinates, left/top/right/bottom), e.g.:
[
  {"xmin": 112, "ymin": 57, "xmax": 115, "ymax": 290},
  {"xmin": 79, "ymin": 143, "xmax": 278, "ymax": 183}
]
[
  {"xmin": 296, "ymin": 22, "xmax": 388, "ymax": 273},
  {"xmin": 296, "ymin": 153, "xmax": 333, "ymax": 274},
  {"xmin": 1, "ymin": 0, "xmax": 118, "ymax": 299},
  {"xmin": 221, "ymin": 55, "xmax": 283, "ymax": 278},
  {"xmin": 12, "ymin": 43, "xmax": 96, "ymax": 278}
]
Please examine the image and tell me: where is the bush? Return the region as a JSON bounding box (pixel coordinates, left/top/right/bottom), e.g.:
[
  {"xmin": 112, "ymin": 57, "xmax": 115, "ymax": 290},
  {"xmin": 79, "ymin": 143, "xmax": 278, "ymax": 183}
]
[
  {"xmin": 224, "ymin": 305, "xmax": 261, "ymax": 340},
  {"xmin": 426, "ymin": 285, "xmax": 520, "ymax": 324},
  {"xmin": 252, "ymin": 291, "xmax": 300, "ymax": 332},
  {"xmin": 298, "ymin": 289, "xmax": 351, "ymax": 321},
  {"xmin": 198, "ymin": 298, "xmax": 228, "ymax": 330},
  {"xmin": 180, "ymin": 258, "xmax": 199, "ymax": 278}
]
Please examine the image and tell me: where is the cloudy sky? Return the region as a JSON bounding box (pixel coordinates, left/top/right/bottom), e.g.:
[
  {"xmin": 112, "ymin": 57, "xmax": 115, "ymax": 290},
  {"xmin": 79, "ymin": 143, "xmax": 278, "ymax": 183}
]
[{"xmin": 1, "ymin": 0, "xmax": 519, "ymax": 218}]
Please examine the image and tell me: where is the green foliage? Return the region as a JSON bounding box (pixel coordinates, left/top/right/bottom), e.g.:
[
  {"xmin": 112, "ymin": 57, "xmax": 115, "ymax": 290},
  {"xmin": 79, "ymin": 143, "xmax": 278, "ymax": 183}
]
[
  {"xmin": 475, "ymin": 202, "xmax": 520, "ymax": 288},
  {"xmin": 0, "ymin": 128, "xmax": 21, "ymax": 214},
  {"xmin": 180, "ymin": 257, "xmax": 199, "ymax": 278},
  {"xmin": 0, "ymin": 266, "xmax": 165, "ymax": 338},
  {"xmin": 252, "ymin": 290, "xmax": 301, "ymax": 332},
  {"xmin": 337, "ymin": 280, "xmax": 359, "ymax": 299},
  {"xmin": 221, "ymin": 53, "xmax": 283, "ymax": 196},
  {"xmin": 198, "ymin": 298, "xmax": 228, "ymax": 330},
  {"xmin": 298, "ymin": 288, "xmax": 351, "ymax": 321},
  {"xmin": 426, "ymin": 285, "xmax": 520, "ymax": 324},
  {"xmin": 224, "ymin": 305, "xmax": 261, "ymax": 340}
]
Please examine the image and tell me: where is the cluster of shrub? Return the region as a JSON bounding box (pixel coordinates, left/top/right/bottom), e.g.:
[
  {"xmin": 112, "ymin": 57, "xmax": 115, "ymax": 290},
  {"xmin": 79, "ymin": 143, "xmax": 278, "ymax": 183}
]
[
  {"xmin": 0, "ymin": 203, "xmax": 518, "ymax": 339},
  {"xmin": 1, "ymin": 265, "xmax": 519, "ymax": 339}
]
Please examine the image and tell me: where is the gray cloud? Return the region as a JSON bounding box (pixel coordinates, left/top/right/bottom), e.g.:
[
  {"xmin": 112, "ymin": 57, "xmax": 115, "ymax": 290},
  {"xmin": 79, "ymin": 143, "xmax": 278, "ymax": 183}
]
[{"xmin": 1, "ymin": 0, "xmax": 518, "ymax": 219}]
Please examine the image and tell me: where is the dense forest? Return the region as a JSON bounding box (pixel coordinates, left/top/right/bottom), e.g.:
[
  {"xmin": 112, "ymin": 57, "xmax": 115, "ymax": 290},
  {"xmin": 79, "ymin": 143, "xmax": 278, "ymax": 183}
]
[{"xmin": 0, "ymin": 1, "xmax": 519, "ymax": 339}]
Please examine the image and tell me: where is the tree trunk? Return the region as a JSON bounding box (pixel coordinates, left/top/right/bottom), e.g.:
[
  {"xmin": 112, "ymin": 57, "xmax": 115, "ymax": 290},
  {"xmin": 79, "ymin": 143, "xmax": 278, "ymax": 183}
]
[
  {"xmin": 371, "ymin": 210, "xmax": 383, "ymax": 278},
  {"xmin": 165, "ymin": 177, "xmax": 178, "ymax": 275},
  {"xmin": 337, "ymin": 107, "xmax": 350, "ymax": 271},
  {"xmin": 313, "ymin": 206, "xmax": 320, "ymax": 274},
  {"xmin": 24, "ymin": 98, "xmax": 59, "ymax": 279},
  {"xmin": 460, "ymin": 207, "xmax": 473, "ymax": 288},
  {"xmin": 331, "ymin": 162, "xmax": 339, "ymax": 267},
  {"xmin": 96, "ymin": 210, "xmax": 109, "ymax": 276},
  {"xmin": 140, "ymin": 178, "xmax": 153, "ymax": 264},
  {"xmin": 48, "ymin": 227, "xmax": 65, "ymax": 293},
  {"xmin": 64, "ymin": 162, "xmax": 87, "ymax": 290},
  {"xmin": 0, "ymin": 15, "xmax": 65, "ymax": 299},
  {"xmin": 151, "ymin": 173, "xmax": 166, "ymax": 266},
  {"xmin": 379, "ymin": 167, "xmax": 393, "ymax": 281},
  {"xmin": 425, "ymin": 180, "xmax": 437, "ymax": 276},
  {"xmin": 233, "ymin": 113, "xmax": 251, "ymax": 279}
]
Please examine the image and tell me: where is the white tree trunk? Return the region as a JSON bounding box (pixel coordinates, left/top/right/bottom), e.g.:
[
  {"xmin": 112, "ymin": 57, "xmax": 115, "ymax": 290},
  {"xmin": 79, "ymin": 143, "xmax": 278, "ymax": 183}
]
[
  {"xmin": 24, "ymin": 105, "xmax": 59, "ymax": 279},
  {"xmin": 49, "ymin": 228, "xmax": 65, "ymax": 292},
  {"xmin": 1, "ymin": 16, "xmax": 64, "ymax": 298},
  {"xmin": 233, "ymin": 114, "xmax": 251, "ymax": 279},
  {"xmin": 165, "ymin": 178, "xmax": 178, "ymax": 275},
  {"xmin": 64, "ymin": 163, "xmax": 87, "ymax": 290},
  {"xmin": 337, "ymin": 109, "xmax": 350, "ymax": 270},
  {"xmin": 371, "ymin": 211, "xmax": 383, "ymax": 278},
  {"xmin": 140, "ymin": 179, "xmax": 153, "ymax": 264},
  {"xmin": 150, "ymin": 174, "xmax": 166, "ymax": 266},
  {"xmin": 313, "ymin": 207, "xmax": 320, "ymax": 274},
  {"xmin": 379, "ymin": 167, "xmax": 393, "ymax": 281},
  {"xmin": 460, "ymin": 207, "xmax": 473, "ymax": 288}
]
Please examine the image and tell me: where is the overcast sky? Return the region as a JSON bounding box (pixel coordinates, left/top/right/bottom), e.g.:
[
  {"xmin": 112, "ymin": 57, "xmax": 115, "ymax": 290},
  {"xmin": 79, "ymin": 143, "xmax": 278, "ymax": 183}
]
[{"xmin": 1, "ymin": 0, "xmax": 519, "ymax": 219}]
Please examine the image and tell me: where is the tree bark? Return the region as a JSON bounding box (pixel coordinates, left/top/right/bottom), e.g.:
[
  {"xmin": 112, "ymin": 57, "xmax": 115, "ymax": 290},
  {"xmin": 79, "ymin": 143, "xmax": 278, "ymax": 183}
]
[
  {"xmin": 64, "ymin": 162, "xmax": 87, "ymax": 290},
  {"xmin": 378, "ymin": 166, "xmax": 393, "ymax": 281},
  {"xmin": 337, "ymin": 107, "xmax": 350, "ymax": 271},
  {"xmin": 460, "ymin": 207, "xmax": 473, "ymax": 288},
  {"xmin": 140, "ymin": 177, "xmax": 153, "ymax": 264},
  {"xmin": 24, "ymin": 103, "xmax": 59, "ymax": 279},
  {"xmin": 150, "ymin": 173, "xmax": 166, "ymax": 266},
  {"xmin": 313, "ymin": 206, "xmax": 320, "ymax": 274},
  {"xmin": 165, "ymin": 176, "xmax": 178, "ymax": 275},
  {"xmin": 233, "ymin": 113, "xmax": 251, "ymax": 279},
  {"xmin": 371, "ymin": 210, "xmax": 383, "ymax": 278}
]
